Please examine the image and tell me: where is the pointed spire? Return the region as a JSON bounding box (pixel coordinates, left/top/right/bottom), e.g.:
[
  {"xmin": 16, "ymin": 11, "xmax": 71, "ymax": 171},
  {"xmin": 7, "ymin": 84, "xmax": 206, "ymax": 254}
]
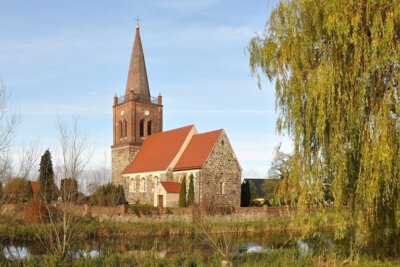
[{"xmin": 125, "ymin": 25, "xmax": 151, "ymax": 101}]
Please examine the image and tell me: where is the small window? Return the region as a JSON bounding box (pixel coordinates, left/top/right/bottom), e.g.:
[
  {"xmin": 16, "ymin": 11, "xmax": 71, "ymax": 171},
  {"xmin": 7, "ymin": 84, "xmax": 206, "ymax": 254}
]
[
  {"xmin": 119, "ymin": 121, "xmax": 123, "ymax": 139},
  {"xmin": 140, "ymin": 177, "xmax": 147, "ymax": 192},
  {"xmin": 220, "ymin": 180, "xmax": 226, "ymax": 194},
  {"xmin": 124, "ymin": 120, "xmax": 128, "ymax": 137},
  {"xmin": 139, "ymin": 119, "xmax": 145, "ymax": 138},
  {"xmin": 129, "ymin": 178, "xmax": 136, "ymax": 193},
  {"xmin": 147, "ymin": 120, "xmax": 152, "ymax": 136}
]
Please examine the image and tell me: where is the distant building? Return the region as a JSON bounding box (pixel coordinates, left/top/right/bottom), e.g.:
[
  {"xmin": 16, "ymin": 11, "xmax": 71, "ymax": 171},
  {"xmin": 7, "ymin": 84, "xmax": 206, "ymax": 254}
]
[{"xmin": 111, "ymin": 25, "xmax": 241, "ymax": 207}]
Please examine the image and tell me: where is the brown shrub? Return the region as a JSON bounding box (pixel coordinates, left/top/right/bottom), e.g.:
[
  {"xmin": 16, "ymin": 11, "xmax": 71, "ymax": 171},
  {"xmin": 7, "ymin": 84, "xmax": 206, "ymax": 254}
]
[
  {"xmin": 24, "ymin": 199, "xmax": 49, "ymax": 224},
  {"xmin": 5, "ymin": 178, "xmax": 33, "ymax": 203}
]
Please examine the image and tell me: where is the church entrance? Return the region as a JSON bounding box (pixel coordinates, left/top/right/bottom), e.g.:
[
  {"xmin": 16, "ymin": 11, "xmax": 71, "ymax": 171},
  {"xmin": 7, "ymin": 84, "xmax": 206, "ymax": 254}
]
[{"xmin": 158, "ymin": 195, "xmax": 163, "ymax": 208}]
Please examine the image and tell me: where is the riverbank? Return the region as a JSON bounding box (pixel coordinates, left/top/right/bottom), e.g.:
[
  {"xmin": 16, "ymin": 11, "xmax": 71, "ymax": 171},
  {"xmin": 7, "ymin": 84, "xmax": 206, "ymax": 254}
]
[{"xmin": 0, "ymin": 209, "xmax": 342, "ymax": 241}]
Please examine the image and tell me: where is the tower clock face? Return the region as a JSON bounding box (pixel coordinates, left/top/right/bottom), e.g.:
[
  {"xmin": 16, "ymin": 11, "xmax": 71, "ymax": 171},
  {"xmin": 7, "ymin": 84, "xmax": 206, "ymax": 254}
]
[
  {"xmin": 120, "ymin": 110, "xmax": 124, "ymax": 116},
  {"xmin": 144, "ymin": 110, "xmax": 150, "ymax": 116}
]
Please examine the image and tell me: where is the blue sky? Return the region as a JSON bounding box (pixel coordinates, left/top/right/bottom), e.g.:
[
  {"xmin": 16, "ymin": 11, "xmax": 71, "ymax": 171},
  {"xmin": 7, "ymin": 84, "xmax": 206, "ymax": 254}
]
[{"xmin": 0, "ymin": 0, "xmax": 290, "ymax": 180}]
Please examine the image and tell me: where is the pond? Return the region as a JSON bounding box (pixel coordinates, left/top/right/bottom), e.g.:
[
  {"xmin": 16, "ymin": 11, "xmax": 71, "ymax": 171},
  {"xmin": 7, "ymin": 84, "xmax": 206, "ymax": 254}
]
[{"xmin": 2, "ymin": 231, "xmax": 334, "ymax": 260}]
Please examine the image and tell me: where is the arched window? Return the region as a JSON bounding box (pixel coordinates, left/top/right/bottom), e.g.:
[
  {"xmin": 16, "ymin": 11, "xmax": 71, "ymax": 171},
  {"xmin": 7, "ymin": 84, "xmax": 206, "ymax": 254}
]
[
  {"xmin": 147, "ymin": 120, "xmax": 152, "ymax": 136},
  {"xmin": 129, "ymin": 178, "xmax": 136, "ymax": 193},
  {"xmin": 140, "ymin": 177, "xmax": 147, "ymax": 192},
  {"xmin": 123, "ymin": 119, "xmax": 128, "ymax": 137},
  {"xmin": 220, "ymin": 180, "xmax": 226, "ymax": 194},
  {"xmin": 119, "ymin": 121, "xmax": 123, "ymax": 139},
  {"xmin": 139, "ymin": 119, "xmax": 145, "ymax": 138},
  {"xmin": 152, "ymin": 176, "xmax": 160, "ymax": 192}
]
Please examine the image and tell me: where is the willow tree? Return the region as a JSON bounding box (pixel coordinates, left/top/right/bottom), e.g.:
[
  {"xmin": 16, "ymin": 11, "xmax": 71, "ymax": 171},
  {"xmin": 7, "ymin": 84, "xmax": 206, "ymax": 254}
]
[{"xmin": 249, "ymin": 0, "xmax": 400, "ymax": 257}]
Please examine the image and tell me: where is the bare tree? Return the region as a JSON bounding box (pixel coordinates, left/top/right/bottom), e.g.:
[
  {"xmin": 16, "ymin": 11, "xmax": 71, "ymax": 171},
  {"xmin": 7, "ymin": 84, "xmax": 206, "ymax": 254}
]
[
  {"xmin": 0, "ymin": 80, "xmax": 18, "ymax": 155},
  {"xmin": 0, "ymin": 80, "xmax": 19, "ymax": 208},
  {"xmin": 86, "ymin": 152, "xmax": 110, "ymax": 195},
  {"xmin": 35, "ymin": 116, "xmax": 91, "ymax": 259},
  {"xmin": 16, "ymin": 140, "xmax": 41, "ymax": 179}
]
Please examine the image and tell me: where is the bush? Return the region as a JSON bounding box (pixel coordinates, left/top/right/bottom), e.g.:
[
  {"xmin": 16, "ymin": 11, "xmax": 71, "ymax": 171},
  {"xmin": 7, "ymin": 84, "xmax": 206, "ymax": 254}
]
[
  {"xmin": 88, "ymin": 183, "xmax": 127, "ymax": 206},
  {"xmin": 24, "ymin": 199, "xmax": 49, "ymax": 224},
  {"xmin": 5, "ymin": 178, "xmax": 33, "ymax": 203}
]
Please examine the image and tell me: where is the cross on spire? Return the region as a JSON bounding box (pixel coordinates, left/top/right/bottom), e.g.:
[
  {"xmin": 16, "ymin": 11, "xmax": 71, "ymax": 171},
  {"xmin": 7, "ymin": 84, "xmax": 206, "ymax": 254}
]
[{"xmin": 135, "ymin": 17, "xmax": 141, "ymax": 28}]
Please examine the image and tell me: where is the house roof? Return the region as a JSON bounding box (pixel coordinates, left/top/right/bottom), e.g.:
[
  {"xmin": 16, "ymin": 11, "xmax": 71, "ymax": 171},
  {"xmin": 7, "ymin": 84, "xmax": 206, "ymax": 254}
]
[
  {"xmin": 174, "ymin": 129, "xmax": 223, "ymax": 171},
  {"xmin": 122, "ymin": 125, "xmax": 194, "ymax": 174},
  {"xmin": 161, "ymin": 182, "xmax": 181, "ymax": 193},
  {"xmin": 30, "ymin": 181, "xmax": 40, "ymax": 194}
]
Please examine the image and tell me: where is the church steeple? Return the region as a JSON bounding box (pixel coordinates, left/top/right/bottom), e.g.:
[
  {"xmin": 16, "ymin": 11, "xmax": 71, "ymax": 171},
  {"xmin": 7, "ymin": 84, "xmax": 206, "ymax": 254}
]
[{"xmin": 125, "ymin": 25, "xmax": 151, "ymax": 101}]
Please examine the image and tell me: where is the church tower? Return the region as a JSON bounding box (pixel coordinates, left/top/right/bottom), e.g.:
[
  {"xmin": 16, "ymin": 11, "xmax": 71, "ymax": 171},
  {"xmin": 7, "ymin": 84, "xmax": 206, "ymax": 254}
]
[{"xmin": 112, "ymin": 24, "xmax": 163, "ymax": 186}]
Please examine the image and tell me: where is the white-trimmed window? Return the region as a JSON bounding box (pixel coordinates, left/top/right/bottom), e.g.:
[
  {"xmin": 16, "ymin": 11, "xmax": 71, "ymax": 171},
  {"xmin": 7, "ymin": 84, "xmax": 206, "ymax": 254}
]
[
  {"xmin": 129, "ymin": 178, "xmax": 136, "ymax": 193},
  {"xmin": 140, "ymin": 177, "xmax": 147, "ymax": 192}
]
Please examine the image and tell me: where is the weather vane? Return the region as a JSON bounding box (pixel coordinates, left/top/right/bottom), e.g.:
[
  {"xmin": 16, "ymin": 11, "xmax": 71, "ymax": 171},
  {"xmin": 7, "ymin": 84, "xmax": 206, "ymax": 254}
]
[{"xmin": 135, "ymin": 16, "xmax": 141, "ymax": 27}]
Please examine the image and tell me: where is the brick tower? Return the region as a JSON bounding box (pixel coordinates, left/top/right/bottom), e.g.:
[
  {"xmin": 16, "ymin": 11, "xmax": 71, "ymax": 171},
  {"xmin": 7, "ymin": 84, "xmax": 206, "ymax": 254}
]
[{"xmin": 112, "ymin": 25, "xmax": 163, "ymax": 187}]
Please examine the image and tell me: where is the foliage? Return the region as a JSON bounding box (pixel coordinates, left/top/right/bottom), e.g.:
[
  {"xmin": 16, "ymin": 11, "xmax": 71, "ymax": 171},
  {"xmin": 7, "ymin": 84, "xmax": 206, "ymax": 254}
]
[
  {"xmin": 248, "ymin": 180, "xmax": 257, "ymax": 199},
  {"xmin": 267, "ymin": 144, "xmax": 291, "ymax": 180},
  {"xmin": 249, "ymin": 0, "xmax": 400, "ymax": 257},
  {"xmin": 188, "ymin": 174, "xmax": 195, "ymax": 206},
  {"xmin": 5, "ymin": 177, "xmax": 32, "ymax": 202},
  {"xmin": 240, "ymin": 180, "xmax": 251, "ymax": 207},
  {"xmin": 179, "ymin": 176, "xmax": 187, "ymax": 208},
  {"xmin": 87, "ymin": 183, "xmax": 126, "ymax": 206},
  {"xmin": 38, "ymin": 150, "xmax": 57, "ymax": 203},
  {"xmin": 261, "ymin": 179, "xmax": 279, "ymax": 200},
  {"xmin": 60, "ymin": 178, "xmax": 78, "ymax": 202}
]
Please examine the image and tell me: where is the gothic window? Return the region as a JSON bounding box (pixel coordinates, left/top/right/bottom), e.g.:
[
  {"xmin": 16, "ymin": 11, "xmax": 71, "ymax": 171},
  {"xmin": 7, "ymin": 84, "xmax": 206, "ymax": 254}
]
[
  {"xmin": 220, "ymin": 180, "xmax": 226, "ymax": 194},
  {"xmin": 123, "ymin": 119, "xmax": 128, "ymax": 137},
  {"xmin": 152, "ymin": 176, "xmax": 160, "ymax": 192},
  {"xmin": 147, "ymin": 120, "xmax": 152, "ymax": 136},
  {"xmin": 140, "ymin": 177, "xmax": 147, "ymax": 192},
  {"xmin": 119, "ymin": 121, "xmax": 123, "ymax": 139},
  {"xmin": 139, "ymin": 119, "xmax": 145, "ymax": 138},
  {"xmin": 129, "ymin": 178, "xmax": 136, "ymax": 193}
]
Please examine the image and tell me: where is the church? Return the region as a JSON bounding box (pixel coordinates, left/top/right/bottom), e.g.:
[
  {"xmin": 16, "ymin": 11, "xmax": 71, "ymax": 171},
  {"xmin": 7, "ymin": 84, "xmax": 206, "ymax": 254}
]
[{"xmin": 111, "ymin": 24, "xmax": 241, "ymax": 208}]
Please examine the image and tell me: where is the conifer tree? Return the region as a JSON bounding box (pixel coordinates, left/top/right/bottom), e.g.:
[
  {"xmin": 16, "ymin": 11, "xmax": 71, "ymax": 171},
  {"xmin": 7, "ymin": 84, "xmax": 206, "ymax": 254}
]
[
  {"xmin": 240, "ymin": 181, "xmax": 251, "ymax": 207},
  {"xmin": 179, "ymin": 176, "xmax": 187, "ymax": 208},
  {"xmin": 188, "ymin": 174, "xmax": 195, "ymax": 206},
  {"xmin": 38, "ymin": 149, "xmax": 56, "ymax": 203}
]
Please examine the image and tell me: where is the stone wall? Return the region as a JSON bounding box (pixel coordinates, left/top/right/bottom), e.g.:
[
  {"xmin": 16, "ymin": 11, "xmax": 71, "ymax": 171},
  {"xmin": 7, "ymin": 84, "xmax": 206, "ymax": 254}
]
[
  {"xmin": 111, "ymin": 146, "xmax": 139, "ymax": 187},
  {"xmin": 201, "ymin": 131, "xmax": 241, "ymax": 207}
]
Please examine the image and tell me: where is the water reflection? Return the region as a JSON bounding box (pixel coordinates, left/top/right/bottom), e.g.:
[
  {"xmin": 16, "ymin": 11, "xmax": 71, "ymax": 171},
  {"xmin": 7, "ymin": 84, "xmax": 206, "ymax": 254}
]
[
  {"xmin": 3, "ymin": 246, "xmax": 29, "ymax": 260},
  {"xmin": 2, "ymin": 231, "xmax": 335, "ymax": 260}
]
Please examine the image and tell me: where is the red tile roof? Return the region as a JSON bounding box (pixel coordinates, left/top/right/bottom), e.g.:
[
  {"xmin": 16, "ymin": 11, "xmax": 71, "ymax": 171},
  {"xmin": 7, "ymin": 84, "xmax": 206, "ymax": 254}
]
[
  {"xmin": 122, "ymin": 125, "xmax": 194, "ymax": 174},
  {"xmin": 174, "ymin": 129, "xmax": 223, "ymax": 171},
  {"xmin": 30, "ymin": 181, "xmax": 40, "ymax": 194},
  {"xmin": 161, "ymin": 182, "xmax": 181, "ymax": 193}
]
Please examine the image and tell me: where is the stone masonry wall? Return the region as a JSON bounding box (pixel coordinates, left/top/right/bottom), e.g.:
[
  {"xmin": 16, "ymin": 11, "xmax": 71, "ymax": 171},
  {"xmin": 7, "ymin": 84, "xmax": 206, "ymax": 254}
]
[
  {"xmin": 200, "ymin": 131, "xmax": 241, "ymax": 207},
  {"xmin": 111, "ymin": 146, "xmax": 139, "ymax": 187}
]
